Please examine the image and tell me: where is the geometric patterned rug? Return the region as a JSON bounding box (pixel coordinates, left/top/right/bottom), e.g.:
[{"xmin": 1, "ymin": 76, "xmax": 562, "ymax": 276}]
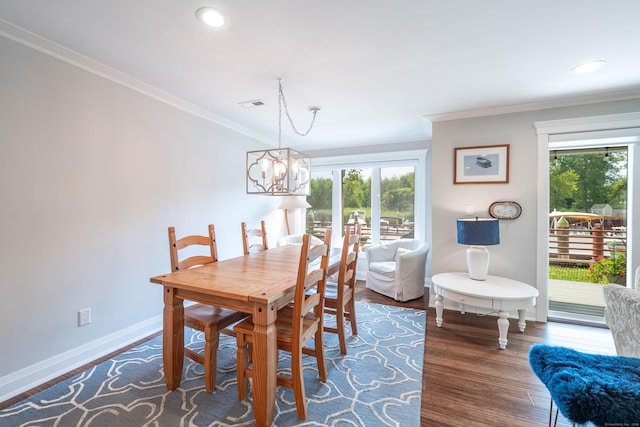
[{"xmin": 0, "ymin": 302, "xmax": 425, "ymax": 426}]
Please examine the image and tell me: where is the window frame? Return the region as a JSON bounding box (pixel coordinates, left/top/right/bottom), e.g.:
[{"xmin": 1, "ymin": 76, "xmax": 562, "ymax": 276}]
[
  {"xmin": 535, "ymin": 112, "xmax": 640, "ymax": 322},
  {"xmin": 310, "ymin": 149, "xmax": 428, "ymax": 248}
]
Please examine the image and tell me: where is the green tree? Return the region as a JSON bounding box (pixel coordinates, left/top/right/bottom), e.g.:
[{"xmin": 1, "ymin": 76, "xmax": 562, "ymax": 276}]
[
  {"xmin": 551, "ymin": 151, "xmax": 626, "ymax": 211},
  {"xmin": 363, "ymin": 176, "xmax": 371, "ymax": 209},
  {"xmin": 342, "ymin": 169, "xmax": 365, "ymax": 209},
  {"xmin": 549, "ymin": 163, "xmax": 578, "ymax": 211},
  {"xmin": 309, "ymin": 177, "xmax": 331, "ymax": 210},
  {"xmin": 385, "ymin": 187, "xmax": 413, "ymax": 212},
  {"xmin": 381, "ymin": 172, "xmax": 414, "ymax": 214},
  {"xmin": 608, "ymin": 177, "xmax": 627, "ymax": 209},
  {"xmin": 605, "ymin": 152, "xmax": 627, "ymax": 209}
]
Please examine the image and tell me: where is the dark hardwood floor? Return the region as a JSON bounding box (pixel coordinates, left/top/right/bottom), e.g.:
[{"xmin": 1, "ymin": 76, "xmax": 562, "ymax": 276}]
[
  {"xmin": 2, "ymin": 281, "xmax": 616, "ymax": 427},
  {"xmin": 356, "ymin": 280, "xmax": 615, "ymax": 427},
  {"xmin": 417, "ymin": 292, "xmax": 615, "ymax": 426}
]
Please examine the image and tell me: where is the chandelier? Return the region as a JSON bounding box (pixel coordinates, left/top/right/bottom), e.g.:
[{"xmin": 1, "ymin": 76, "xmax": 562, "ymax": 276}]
[{"xmin": 246, "ymin": 79, "xmax": 319, "ymax": 196}]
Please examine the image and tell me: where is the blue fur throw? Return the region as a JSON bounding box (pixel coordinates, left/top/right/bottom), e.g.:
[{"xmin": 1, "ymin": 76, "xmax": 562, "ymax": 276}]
[{"xmin": 529, "ymin": 345, "xmax": 640, "ymax": 427}]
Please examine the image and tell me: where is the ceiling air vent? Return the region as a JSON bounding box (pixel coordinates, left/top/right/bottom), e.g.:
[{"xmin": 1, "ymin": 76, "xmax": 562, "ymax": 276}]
[{"xmin": 238, "ymin": 99, "xmax": 264, "ymax": 108}]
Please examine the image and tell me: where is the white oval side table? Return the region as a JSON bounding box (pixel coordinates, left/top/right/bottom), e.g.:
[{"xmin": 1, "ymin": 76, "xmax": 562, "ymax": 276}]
[{"xmin": 432, "ymin": 272, "xmax": 539, "ymax": 349}]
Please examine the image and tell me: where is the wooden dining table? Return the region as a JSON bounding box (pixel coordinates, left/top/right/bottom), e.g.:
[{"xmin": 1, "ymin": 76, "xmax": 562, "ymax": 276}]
[{"xmin": 149, "ymin": 244, "xmax": 340, "ymax": 427}]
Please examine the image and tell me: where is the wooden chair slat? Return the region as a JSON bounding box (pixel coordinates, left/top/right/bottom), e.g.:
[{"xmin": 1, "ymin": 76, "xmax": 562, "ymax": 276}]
[
  {"xmin": 323, "ymin": 224, "xmax": 361, "ymax": 354},
  {"xmin": 234, "ymin": 231, "xmax": 331, "ymax": 419},
  {"xmin": 168, "ymin": 224, "xmax": 248, "ymax": 393},
  {"xmin": 241, "ymin": 221, "xmax": 268, "ymax": 255}
]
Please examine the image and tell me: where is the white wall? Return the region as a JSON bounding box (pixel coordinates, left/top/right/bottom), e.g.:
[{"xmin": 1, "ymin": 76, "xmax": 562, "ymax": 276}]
[
  {"xmin": 431, "ymin": 113, "xmax": 540, "ymax": 283},
  {"xmin": 431, "ymin": 99, "xmax": 640, "ymax": 319},
  {"xmin": 0, "ymin": 35, "xmax": 285, "ymax": 399},
  {"xmin": 3, "ymin": 23, "xmax": 640, "ymax": 402}
]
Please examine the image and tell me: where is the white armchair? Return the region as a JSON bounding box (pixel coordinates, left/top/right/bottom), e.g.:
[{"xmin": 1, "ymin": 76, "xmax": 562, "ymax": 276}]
[
  {"xmin": 365, "ymin": 239, "xmax": 429, "ymax": 302},
  {"xmin": 603, "ymin": 265, "xmax": 640, "ymax": 358},
  {"xmin": 277, "ymin": 234, "xmax": 323, "ymax": 247}
]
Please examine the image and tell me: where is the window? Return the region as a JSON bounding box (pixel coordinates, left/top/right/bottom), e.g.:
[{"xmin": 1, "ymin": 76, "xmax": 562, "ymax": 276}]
[
  {"xmin": 307, "ymin": 150, "xmax": 427, "ymax": 253},
  {"xmin": 306, "ymin": 169, "xmax": 332, "ymax": 242},
  {"xmin": 380, "ymin": 166, "xmax": 415, "ymax": 243}
]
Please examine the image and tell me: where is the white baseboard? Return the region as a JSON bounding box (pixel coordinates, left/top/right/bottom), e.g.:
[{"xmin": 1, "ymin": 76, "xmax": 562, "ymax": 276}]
[{"xmin": 0, "ymin": 315, "xmax": 162, "ymax": 403}]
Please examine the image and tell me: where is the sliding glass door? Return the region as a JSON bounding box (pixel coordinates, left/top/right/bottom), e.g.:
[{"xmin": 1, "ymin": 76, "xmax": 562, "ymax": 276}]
[
  {"xmin": 305, "ymin": 149, "xmax": 427, "ymax": 256},
  {"xmin": 306, "ymin": 169, "xmax": 333, "ymax": 242},
  {"xmin": 547, "ymin": 145, "xmax": 628, "ymax": 322},
  {"xmin": 380, "ymin": 166, "xmax": 416, "ymax": 242},
  {"xmin": 307, "ymin": 165, "xmax": 415, "ymax": 252}
]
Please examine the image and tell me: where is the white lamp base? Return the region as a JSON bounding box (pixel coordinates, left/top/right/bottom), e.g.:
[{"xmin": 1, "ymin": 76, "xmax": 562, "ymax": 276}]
[{"xmin": 467, "ymin": 246, "xmax": 489, "ymax": 280}]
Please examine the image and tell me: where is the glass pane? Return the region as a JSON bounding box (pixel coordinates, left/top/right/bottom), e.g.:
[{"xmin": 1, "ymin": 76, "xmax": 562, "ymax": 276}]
[
  {"xmin": 342, "ymin": 168, "xmax": 371, "ymax": 252},
  {"xmin": 548, "ymin": 146, "xmax": 628, "ymax": 318},
  {"xmin": 307, "ymin": 170, "xmax": 332, "ymax": 242},
  {"xmin": 380, "ymin": 166, "xmax": 415, "ymax": 243}
]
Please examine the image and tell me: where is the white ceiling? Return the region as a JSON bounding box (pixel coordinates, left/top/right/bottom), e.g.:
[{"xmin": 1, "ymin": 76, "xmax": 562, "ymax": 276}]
[{"xmin": 2, "ymin": 0, "xmax": 640, "ymax": 151}]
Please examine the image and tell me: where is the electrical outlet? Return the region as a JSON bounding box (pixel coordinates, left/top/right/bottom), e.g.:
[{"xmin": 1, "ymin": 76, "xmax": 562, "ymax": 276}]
[{"xmin": 78, "ymin": 308, "xmax": 91, "ymax": 327}]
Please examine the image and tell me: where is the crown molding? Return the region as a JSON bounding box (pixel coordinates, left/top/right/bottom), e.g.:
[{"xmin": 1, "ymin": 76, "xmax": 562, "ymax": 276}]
[
  {"xmin": 534, "ymin": 111, "xmax": 640, "ymax": 135},
  {"xmin": 0, "ymin": 19, "xmax": 269, "ymax": 144},
  {"xmin": 4, "ymin": 18, "xmax": 639, "ymax": 145},
  {"xmin": 425, "ymin": 88, "xmax": 640, "ymax": 123}
]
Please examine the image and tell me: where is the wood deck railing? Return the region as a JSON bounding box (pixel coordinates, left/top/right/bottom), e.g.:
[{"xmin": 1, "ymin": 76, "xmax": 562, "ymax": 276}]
[
  {"xmin": 549, "ymin": 225, "xmax": 626, "ymax": 265},
  {"xmin": 308, "ymin": 221, "xmax": 415, "ymax": 251}
]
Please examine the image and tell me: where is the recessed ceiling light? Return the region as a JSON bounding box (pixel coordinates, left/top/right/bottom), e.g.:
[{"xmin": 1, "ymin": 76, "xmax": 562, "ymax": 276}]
[
  {"xmin": 572, "ymin": 60, "xmax": 607, "ymax": 74},
  {"xmin": 196, "ymin": 7, "xmax": 226, "ymax": 28}
]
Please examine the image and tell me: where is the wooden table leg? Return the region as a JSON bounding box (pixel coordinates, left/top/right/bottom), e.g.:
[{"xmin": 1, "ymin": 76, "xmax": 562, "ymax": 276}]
[
  {"xmin": 163, "ymin": 287, "xmax": 184, "ymax": 390},
  {"xmin": 251, "ymin": 305, "xmax": 278, "ymax": 427}
]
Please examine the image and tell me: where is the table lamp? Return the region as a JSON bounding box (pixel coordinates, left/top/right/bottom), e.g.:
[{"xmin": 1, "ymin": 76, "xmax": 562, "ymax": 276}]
[
  {"xmin": 457, "ymin": 218, "xmax": 500, "ymax": 281},
  {"xmin": 279, "ymin": 196, "xmax": 311, "ymax": 235}
]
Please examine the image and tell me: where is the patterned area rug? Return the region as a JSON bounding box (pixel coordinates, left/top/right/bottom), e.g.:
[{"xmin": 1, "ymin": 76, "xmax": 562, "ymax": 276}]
[{"xmin": 1, "ymin": 302, "xmax": 425, "ymax": 426}]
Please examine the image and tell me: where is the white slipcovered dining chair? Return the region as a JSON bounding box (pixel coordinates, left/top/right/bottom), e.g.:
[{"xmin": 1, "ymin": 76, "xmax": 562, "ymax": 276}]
[
  {"xmin": 603, "ymin": 265, "xmax": 640, "ymax": 358},
  {"xmin": 365, "ymin": 239, "xmax": 429, "ymax": 302},
  {"xmin": 277, "ymin": 234, "xmax": 324, "ymax": 247}
]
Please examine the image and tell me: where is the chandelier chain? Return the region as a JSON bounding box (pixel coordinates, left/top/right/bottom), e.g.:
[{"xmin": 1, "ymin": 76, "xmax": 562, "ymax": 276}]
[{"xmin": 278, "ymin": 79, "xmax": 319, "ymax": 148}]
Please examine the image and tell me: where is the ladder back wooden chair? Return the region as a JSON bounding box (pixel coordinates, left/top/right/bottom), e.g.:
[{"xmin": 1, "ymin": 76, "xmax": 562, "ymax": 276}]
[
  {"xmin": 234, "ymin": 231, "xmax": 331, "ymax": 420},
  {"xmin": 168, "ymin": 225, "xmax": 248, "ymax": 393},
  {"xmin": 241, "ymin": 220, "xmax": 268, "ymax": 255},
  {"xmin": 324, "ymin": 224, "xmax": 361, "ymax": 354}
]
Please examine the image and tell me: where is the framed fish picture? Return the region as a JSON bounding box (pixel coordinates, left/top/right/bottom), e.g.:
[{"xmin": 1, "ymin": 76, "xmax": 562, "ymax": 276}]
[{"xmin": 454, "ymin": 144, "xmax": 510, "ymax": 184}]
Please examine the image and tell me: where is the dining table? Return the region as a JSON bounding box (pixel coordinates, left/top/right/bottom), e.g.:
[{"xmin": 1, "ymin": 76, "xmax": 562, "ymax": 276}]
[{"xmin": 149, "ymin": 243, "xmax": 341, "ymax": 427}]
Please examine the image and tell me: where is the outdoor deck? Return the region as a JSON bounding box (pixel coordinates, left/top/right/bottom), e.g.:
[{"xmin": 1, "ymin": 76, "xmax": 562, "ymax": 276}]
[
  {"xmin": 548, "ymin": 279, "xmax": 608, "ymax": 319},
  {"xmin": 547, "ymin": 221, "xmax": 626, "ymax": 321}
]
